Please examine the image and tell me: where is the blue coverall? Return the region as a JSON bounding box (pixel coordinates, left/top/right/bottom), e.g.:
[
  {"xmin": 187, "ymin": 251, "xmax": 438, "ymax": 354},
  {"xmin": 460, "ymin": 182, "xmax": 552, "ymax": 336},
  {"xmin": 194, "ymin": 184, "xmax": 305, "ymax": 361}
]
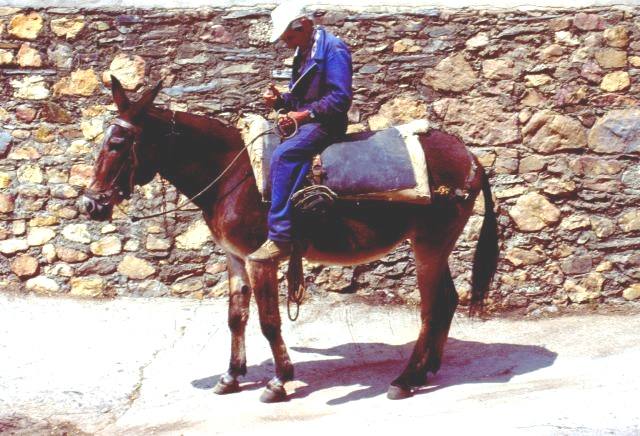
[{"xmin": 269, "ymin": 26, "xmax": 353, "ymax": 242}]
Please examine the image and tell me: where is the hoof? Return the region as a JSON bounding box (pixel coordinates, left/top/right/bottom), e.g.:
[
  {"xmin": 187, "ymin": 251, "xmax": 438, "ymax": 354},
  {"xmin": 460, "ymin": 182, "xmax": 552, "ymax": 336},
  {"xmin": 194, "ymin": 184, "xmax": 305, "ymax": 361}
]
[
  {"xmin": 213, "ymin": 378, "xmax": 241, "ymax": 395},
  {"xmin": 260, "ymin": 384, "xmax": 287, "ymax": 403},
  {"xmin": 387, "ymin": 384, "xmax": 413, "ymax": 400}
]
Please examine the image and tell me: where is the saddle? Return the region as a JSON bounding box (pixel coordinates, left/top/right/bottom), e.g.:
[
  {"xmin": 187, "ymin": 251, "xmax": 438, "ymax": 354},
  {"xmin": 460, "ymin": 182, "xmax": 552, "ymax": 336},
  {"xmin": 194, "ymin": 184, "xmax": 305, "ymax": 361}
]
[{"xmin": 238, "ymin": 115, "xmax": 432, "ymax": 208}]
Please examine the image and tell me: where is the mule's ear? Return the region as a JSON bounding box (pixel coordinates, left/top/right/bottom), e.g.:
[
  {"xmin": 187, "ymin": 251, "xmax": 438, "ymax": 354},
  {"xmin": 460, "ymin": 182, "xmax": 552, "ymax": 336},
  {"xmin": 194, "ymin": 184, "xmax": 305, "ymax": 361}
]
[
  {"xmin": 131, "ymin": 80, "xmax": 163, "ymax": 117},
  {"xmin": 111, "ymin": 75, "xmax": 130, "ymax": 112}
]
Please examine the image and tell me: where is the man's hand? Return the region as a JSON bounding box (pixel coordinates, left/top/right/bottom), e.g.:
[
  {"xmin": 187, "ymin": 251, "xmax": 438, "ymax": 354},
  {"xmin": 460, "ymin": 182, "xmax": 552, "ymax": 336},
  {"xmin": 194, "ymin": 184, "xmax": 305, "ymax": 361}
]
[
  {"xmin": 277, "ymin": 110, "xmax": 311, "ymax": 135},
  {"xmin": 263, "ymin": 83, "xmax": 281, "ymax": 108}
]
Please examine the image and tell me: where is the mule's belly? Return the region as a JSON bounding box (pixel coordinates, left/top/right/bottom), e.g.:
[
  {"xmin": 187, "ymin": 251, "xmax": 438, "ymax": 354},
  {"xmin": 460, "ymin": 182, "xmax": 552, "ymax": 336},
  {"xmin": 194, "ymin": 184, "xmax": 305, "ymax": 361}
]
[
  {"xmin": 303, "ymin": 237, "xmax": 409, "ymax": 266},
  {"xmin": 297, "ymin": 201, "xmax": 416, "ymax": 265}
]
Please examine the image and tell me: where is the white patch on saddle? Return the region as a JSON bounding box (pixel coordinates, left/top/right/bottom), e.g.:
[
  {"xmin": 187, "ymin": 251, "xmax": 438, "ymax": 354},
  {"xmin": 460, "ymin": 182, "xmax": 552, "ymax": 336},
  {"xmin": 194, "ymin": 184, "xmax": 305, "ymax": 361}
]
[
  {"xmin": 237, "ymin": 114, "xmax": 278, "ymax": 198},
  {"xmin": 390, "ymin": 119, "xmax": 431, "ymax": 203}
]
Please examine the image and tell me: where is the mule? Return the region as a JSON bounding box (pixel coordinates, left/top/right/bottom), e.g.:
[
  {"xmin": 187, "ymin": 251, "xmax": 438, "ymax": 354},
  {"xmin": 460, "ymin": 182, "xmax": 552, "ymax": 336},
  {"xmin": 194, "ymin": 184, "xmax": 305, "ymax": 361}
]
[{"xmin": 82, "ymin": 78, "xmax": 499, "ymax": 402}]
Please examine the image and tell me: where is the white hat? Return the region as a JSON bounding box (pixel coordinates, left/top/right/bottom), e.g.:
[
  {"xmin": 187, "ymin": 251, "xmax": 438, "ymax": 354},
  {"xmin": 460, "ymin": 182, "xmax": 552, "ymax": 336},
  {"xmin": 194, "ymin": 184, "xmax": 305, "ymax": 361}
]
[{"xmin": 269, "ymin": 1, "xmax": 307, "ymax": 43}]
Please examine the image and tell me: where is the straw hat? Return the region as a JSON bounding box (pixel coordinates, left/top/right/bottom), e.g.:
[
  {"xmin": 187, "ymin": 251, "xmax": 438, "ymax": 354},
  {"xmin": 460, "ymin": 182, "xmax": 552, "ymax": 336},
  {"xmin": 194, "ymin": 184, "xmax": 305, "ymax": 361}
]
[{"xmin": 269, "ymin": 1, "xmax": 308, "ymax": 43}]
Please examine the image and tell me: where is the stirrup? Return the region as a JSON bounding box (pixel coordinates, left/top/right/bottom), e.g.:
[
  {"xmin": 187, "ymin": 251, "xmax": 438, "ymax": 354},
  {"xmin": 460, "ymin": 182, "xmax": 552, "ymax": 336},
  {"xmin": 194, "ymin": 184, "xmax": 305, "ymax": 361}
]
[{"xmin": 291, "ymin": 185, "xmax": 337, "ymax": 214}]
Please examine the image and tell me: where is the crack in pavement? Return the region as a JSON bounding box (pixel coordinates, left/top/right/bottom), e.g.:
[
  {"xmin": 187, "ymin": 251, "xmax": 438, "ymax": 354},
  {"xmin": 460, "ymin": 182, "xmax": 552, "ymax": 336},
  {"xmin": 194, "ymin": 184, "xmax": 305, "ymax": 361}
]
[{"xmin": 97, "ymin": 304, "xmax": 200, "ymax": 434}]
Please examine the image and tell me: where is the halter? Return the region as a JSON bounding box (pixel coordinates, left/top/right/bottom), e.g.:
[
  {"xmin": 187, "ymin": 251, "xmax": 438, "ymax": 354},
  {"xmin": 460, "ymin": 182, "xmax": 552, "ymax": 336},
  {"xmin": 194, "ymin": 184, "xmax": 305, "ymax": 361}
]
[
  {"xmin": 111, "ymin": 117, "xmax": 143, "ymax": 136},
  {"xmin": 85, "ymin": 117, "xmax": 143, "ymax": 208}
]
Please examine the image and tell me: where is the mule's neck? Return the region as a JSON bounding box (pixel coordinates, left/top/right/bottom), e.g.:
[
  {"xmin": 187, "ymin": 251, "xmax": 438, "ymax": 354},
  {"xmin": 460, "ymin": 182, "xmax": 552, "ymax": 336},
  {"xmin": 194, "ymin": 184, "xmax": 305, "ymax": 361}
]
[{"xmin": 143, "ymin": 108, "xmax": 251, "ymax": 210}]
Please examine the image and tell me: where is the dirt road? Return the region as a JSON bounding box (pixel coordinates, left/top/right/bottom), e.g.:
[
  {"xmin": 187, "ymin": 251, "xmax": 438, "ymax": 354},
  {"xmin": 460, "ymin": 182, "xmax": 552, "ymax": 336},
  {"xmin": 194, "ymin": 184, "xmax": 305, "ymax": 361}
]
[{"xmin": 1, "ymin": 293, "xmax": 639, "ymax": 435}]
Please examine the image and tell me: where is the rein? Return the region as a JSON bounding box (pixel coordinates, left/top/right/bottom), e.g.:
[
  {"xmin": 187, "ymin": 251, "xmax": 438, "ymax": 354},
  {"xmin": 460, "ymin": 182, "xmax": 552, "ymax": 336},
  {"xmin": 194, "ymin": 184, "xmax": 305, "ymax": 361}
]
[
  {"xmin": 130, "ymin": 126, "xmax": 273, "ymax": 222},
  {"xmin": 127, "ymin": 111, "xmax": 298, "ymax": 223}
]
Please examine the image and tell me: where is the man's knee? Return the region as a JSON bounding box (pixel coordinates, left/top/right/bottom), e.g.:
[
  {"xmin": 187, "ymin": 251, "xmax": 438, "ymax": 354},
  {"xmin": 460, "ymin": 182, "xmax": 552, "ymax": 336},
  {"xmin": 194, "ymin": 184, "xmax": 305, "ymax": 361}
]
[{"xmin": 271, "ymin": 140, "xmax": 304, "ymax": 165}]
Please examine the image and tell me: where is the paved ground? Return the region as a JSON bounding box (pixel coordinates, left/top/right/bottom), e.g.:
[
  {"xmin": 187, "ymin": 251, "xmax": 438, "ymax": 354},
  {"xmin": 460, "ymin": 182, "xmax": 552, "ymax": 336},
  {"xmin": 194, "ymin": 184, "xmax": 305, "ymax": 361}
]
[{"xmin": 1, "ymin": 293, "xmax": 639, "ymax": 435}]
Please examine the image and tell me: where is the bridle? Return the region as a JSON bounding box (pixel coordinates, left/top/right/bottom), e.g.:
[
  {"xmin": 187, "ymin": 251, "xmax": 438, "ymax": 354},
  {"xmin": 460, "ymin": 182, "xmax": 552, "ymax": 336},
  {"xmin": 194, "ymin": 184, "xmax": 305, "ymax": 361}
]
[{"xmin": 85, "ymin": 117, "xmax": 143, "ymax": 210}]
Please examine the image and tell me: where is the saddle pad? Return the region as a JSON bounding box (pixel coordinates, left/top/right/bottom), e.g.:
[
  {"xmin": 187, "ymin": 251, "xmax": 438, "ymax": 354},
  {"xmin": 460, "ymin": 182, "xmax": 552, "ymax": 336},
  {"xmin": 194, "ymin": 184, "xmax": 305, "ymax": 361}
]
[
  {"xmin": 238, "ymin": 115, "xmax": 431, "ymax": 204},
  {"xmin": 237, "ymin": 114, "xmax": 280, "ymax": 198}
]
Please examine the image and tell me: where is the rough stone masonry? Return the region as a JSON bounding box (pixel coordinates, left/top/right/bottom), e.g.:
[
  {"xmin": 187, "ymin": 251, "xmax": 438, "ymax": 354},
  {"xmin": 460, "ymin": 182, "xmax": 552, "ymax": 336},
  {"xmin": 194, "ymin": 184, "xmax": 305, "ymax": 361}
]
[{"xmin": 0, "ymin": 5, "xmax": 639, "ymax": 314}]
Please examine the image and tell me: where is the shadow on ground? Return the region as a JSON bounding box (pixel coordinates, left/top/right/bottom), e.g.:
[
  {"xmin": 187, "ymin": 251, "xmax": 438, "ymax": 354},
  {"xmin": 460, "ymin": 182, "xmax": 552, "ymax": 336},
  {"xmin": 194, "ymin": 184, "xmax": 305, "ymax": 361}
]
[{"xmin": 192, "ymin": 338, "xmax": 557, "ymax": 405}]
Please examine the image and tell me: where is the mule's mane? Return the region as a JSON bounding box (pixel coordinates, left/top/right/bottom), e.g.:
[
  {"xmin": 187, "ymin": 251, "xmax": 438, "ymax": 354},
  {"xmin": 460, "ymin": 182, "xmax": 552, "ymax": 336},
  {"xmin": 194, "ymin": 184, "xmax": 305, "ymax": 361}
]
[{"xmin": 146, "ymin": 106, "xmax": 243, "ymax": 149}]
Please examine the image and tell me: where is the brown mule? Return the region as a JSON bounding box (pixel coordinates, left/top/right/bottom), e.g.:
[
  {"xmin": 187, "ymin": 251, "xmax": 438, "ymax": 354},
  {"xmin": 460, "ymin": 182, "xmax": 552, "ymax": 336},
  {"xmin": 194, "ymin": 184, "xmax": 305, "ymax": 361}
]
[{"xmin": 82, "ymin": 78, "xmax": 499, "ymax": 402}]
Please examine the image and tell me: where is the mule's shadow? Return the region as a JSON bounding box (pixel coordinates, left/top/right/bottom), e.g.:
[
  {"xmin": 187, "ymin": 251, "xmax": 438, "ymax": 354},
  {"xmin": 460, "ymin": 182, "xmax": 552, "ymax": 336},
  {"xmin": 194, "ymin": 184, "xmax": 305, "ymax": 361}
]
[{"xmin": 192, "ymin": 338, "xmax": 557, "ymax": 405}]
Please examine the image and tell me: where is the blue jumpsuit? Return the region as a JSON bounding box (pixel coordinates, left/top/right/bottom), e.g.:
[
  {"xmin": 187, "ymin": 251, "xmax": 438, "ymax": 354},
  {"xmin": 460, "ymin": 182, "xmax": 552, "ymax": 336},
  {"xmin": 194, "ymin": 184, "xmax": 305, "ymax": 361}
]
[{"xmin": 269, "ymin": 26, "xmax": 353, "ymax": 242}]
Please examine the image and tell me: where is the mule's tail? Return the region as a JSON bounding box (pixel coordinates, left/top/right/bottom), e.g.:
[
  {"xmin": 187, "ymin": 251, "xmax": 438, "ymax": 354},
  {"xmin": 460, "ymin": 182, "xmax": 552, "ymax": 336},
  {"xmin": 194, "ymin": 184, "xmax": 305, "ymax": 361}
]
[{"xmin": 470, "ymin": 167, "xmax": 499, "ymax": 316}]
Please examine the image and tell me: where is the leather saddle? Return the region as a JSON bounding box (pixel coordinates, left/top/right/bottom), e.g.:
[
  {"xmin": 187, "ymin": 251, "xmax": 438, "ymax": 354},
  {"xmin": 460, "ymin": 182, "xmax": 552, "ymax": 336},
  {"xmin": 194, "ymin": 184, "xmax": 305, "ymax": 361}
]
[{"xmin": 238, "ymin": 115, "xmax": 432, "ymax": 207}]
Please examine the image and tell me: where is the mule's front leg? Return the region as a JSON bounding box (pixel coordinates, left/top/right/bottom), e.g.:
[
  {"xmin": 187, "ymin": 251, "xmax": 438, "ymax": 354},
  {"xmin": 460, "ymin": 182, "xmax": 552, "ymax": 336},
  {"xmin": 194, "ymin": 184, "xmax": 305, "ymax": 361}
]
[
  {"xmin": 248, "ymin": 260, "xmax": 294, "ymax": 403},
  {"xmin": 214, "ymin": 254, "xmax": 252, "ymax": 395}
]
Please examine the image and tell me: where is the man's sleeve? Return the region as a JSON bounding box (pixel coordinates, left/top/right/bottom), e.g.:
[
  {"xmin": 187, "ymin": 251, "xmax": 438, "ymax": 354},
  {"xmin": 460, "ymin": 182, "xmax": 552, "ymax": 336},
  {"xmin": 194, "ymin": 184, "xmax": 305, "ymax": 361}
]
[{"xmin": 307, "ymin": 43, "xmax": 353, "ymax": 120}]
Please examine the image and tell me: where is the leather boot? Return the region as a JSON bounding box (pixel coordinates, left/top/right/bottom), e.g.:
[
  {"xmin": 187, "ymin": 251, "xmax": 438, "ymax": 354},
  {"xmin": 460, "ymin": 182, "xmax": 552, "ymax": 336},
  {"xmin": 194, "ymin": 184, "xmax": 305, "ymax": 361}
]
[{"xmin": 248, "ymin": 239, "xmax": 293, "ymax": 263}]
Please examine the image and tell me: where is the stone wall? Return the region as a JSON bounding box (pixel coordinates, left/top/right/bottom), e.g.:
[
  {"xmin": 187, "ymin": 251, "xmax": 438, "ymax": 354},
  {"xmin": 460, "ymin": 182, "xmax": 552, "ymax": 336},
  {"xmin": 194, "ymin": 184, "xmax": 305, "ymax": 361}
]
[{"xmin": 1, "ymin": 5, "xmax": 639, "ymax": 313}]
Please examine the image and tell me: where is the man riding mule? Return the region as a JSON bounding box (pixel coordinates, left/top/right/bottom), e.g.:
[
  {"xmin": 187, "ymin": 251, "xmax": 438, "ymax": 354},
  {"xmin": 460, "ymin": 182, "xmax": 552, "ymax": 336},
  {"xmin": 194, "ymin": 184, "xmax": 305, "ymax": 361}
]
[
  {"xmin": 249, "ymin": 2, "xmax": 353, "ymax": 262},
  {"xmin": 81, "ymin": 7, "xmax": 499, "ymax": 403}
]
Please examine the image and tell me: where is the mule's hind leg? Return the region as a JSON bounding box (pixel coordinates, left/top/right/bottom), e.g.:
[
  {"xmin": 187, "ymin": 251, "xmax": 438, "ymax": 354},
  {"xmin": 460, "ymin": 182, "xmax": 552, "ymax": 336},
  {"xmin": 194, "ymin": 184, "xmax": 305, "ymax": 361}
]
[
  {"xmin": 426, "ymin": 267, "xmax": 458, "ymax": 375},
  {"xmin": 214, "ymin": 253, "xmax": 252, "ymax": 395},
  {"xmin": 396, "ymin": 267, "xmax": 458, "ymax": 393},
  {"xmin": 247, "ymin": 260, "xmax": 294, "ymax": 403},
  {"xmin": 387, "ymin": 227, "xmax": 459, "ymax": 399},
  {"xmin": 388, "ymin": 237, "xmax": 451, "ymax": 399}
]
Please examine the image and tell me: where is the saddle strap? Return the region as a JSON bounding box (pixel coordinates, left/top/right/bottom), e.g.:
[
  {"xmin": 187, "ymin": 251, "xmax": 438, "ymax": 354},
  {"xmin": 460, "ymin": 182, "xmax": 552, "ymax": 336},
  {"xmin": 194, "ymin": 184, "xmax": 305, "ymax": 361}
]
[{"xmin": 455, "ymin": 151, "xmax": 478, "ymax": 200}]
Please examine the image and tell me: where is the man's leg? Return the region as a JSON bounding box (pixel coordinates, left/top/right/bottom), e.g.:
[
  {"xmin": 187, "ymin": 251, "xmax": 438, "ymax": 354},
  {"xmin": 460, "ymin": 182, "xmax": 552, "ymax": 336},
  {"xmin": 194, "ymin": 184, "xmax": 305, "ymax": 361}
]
[{"xmin": 249, "ymin": 123, "xmax": 332, "ymax": 262}]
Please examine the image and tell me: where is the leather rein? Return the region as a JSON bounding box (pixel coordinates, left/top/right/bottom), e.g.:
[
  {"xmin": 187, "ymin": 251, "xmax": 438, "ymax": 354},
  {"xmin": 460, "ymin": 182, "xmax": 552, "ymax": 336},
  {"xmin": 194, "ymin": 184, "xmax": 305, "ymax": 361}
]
[{"xmin": 96, "ymin": 112, "xmax": 298, "ymax": 223}]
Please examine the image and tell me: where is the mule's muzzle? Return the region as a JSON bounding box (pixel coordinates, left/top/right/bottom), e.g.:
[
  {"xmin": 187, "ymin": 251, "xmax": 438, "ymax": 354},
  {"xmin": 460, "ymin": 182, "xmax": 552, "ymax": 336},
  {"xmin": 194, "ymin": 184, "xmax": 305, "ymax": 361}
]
[{"xmin": 80, "ymin": 194, "xmax": 113, "ymax": 221}]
